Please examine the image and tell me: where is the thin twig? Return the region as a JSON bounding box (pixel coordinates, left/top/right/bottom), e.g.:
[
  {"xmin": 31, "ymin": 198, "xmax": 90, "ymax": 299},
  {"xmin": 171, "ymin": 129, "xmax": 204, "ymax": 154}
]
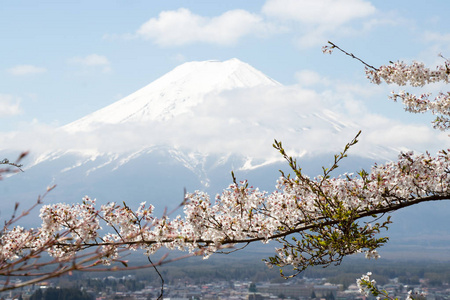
[
  {"xmin": 327, "ymin": 41, "xmax": 379, "ymax": 71},
  {"xmin": 148, "ymin": 256, "xmax": 164, "ymax": 300}
]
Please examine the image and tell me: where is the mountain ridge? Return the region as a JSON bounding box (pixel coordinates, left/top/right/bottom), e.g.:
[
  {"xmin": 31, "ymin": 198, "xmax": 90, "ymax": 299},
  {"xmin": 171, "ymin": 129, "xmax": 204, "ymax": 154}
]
[
  {"xmin": 21, "ymin": 57, "xmax": 401, "ymax": 191},
  {"xmin": 64, "ymin": 58, "xmax": 280, "ymax": 133}
]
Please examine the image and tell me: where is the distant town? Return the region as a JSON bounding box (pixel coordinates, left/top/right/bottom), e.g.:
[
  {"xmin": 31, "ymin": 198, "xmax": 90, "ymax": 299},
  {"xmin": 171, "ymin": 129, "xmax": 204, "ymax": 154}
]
[{"xmin": 1, "ymin": 258, "xmax": 449, "ymax": 300}]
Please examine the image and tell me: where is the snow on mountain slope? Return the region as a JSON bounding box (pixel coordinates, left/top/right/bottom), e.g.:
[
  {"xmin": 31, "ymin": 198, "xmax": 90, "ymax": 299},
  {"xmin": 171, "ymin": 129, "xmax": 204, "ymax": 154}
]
[
  {"xmin": 29, "ymin": 58, "xmax": 405, "ymax": 181},
  {"xmin": 33, "ymin": 58, "xmax": 285, "ymax": 182},
  {"xmin": 64, "ymin": 58, "xmax": 280, "ymax": 132}
]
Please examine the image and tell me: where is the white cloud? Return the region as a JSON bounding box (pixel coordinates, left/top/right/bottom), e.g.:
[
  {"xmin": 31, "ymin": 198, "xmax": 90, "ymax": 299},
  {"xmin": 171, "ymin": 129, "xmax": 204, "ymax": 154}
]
[
  {"xmin": 295, "ymin": 70, "xmax": 330, "ymax": 87},
  {"xmin": 424, "ymin": 31, "xmax": 450, "ymax": 44},
  {"xmin": 68, "ymin": 54, "xmax": 111, "ymax": 73},
  {"xmin": 4, "ymin": 83, "xmax": 446, "ymax": 163},
  {"xmin": 422, "ymin": 31, "xmax": 450, "ymax": 60},
  {"xmin": 0, "ymin": 94, "xmax": 21, "ymax": 116},
  {"xmin": 262, "ymin": 0, "xmax": 376, "ymax": 26},
  {"xmin": 113, "ymin": 2, "xmax": 381, "ymax": 49},
  {"xmin": 360, "ymin": 15, "xmax": 400, "ymax": 32},
  {"xmin": 135, "ymin": 8, "xmax": 278, "ymax": 46},
  {"xmin": 8, "ymin": 65, "xmax": 47, "ymax": 76},
  {"xmin": 262, "ymin": 0, "xmax": 377, "ymax": 48}
]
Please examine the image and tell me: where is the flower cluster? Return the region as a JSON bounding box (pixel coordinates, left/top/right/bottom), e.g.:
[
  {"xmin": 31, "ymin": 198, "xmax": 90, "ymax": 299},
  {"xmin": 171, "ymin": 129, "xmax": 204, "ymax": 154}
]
[
  {"xmin": 356, "ymin": 272, "xmax": 376, "ymax": 296},
  {"xmin": 322, "ymin": 44, "xmax": 334, "ymax": 54},
  {"xmin": 367, "ymin": 60, "xmax": 450, "ymax": 87},
  {"xmin": 356, "ymin": 272, "xmax": 426, "ymax": 300},
  {"xmin": 323, "ymin": 41, "xmax": 450, "ymax": 130},
  {"xmin": 366, "ymin": 60, "xmax": 450, "ymax": 130}
]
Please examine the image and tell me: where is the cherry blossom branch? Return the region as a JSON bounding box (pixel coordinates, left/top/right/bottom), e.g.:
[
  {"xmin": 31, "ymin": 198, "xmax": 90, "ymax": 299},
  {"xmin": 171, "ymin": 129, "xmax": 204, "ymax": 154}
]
[
  {"xmin": 5, "ymin": 138, "xmax": 445, "ymax": 283},
  {"xmin": 1, "ymin": 140, "xmax": 448, "ymax": 289},
  {"xmin": 324, "ymin": 41, "xmax": 450, "ymax": 130}
]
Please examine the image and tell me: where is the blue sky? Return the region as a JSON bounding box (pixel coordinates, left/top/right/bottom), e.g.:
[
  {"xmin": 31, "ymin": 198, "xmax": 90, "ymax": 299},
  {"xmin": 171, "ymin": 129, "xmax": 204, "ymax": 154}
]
[{"xmin": 1, "ymin": 0, "xmax": 449, "ymax": 158}]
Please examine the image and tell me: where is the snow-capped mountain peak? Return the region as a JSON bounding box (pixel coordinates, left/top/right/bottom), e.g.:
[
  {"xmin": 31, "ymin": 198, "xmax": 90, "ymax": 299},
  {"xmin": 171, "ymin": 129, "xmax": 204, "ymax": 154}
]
[{"xmin": 64, "ymin": 58, "xmax": 280, "ymax": 132}]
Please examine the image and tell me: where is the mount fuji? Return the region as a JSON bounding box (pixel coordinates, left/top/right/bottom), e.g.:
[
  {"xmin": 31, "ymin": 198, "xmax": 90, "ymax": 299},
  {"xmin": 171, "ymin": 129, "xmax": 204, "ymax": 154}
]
[
  {"xmin": 2, "ymin": 58, "xmax": 449, "ymax": 258},
  {"xmin": 64, "ymin": 58, "xmax": 280, "ymax": 131},
  {"xmin": 2, "ymin": 58, "xmax": 368, "ymax": 215}
]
